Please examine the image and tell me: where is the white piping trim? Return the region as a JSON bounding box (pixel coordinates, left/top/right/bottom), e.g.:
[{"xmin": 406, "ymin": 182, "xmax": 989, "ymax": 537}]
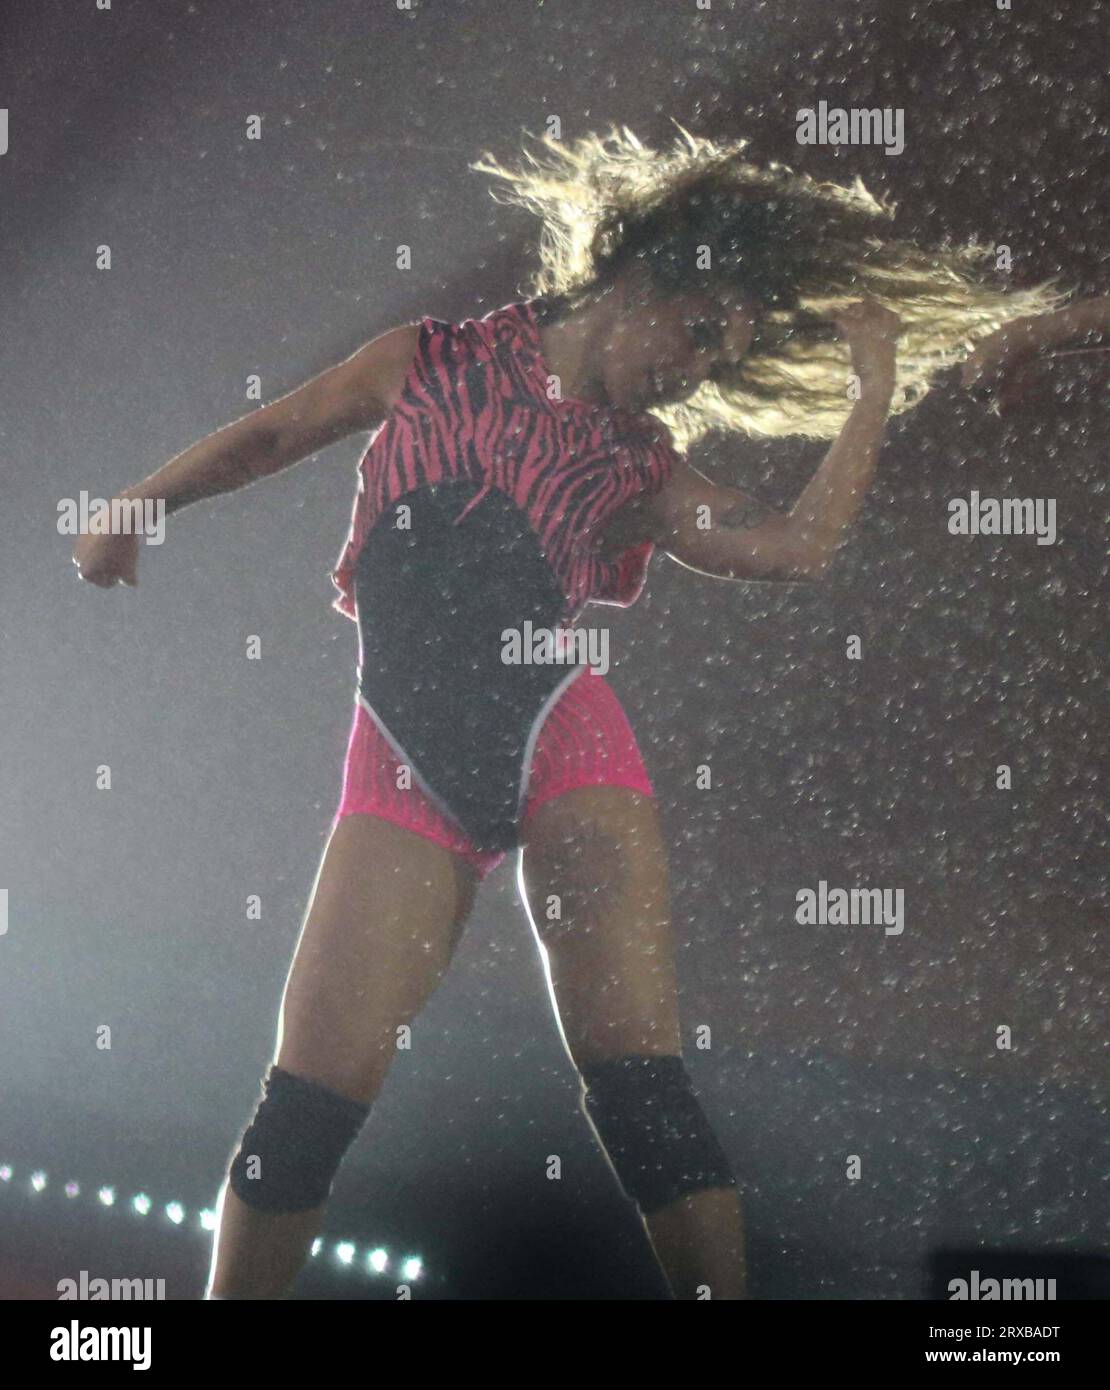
[
  {"xmin": 515, "ymin": 663, "xmax": 588, "ymax": 821},
  {"xmin": 357, "ymin": 659, "xmax": 588, "ymax": 846},
  {"xmin": 355, "ymin": 691, "xmax": 467, "ymax": 832}
]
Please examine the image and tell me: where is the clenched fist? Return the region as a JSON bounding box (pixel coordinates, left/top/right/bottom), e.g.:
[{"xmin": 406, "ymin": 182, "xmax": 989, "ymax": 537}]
[
  {"xmin": 72, "ymin": 530, "xmax": 140, "ymax": 589},
  {"xmin": 835, "ymin": 297, "xmax": 902, "ymax": 375}
]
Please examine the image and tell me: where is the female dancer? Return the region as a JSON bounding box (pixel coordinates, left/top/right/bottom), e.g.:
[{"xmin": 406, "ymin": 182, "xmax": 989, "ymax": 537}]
[{"xmin": 72, "ymin": 127, "xmax": 1057, "ymax": 1300}]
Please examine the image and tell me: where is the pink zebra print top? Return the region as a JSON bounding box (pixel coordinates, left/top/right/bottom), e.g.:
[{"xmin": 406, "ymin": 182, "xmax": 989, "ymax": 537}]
[{"xmin": 330, "ymin": 299, "xmax": 679, "ymax": 625}]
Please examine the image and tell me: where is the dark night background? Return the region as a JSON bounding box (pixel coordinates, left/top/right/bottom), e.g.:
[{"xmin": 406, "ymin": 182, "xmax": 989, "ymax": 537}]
[{"xmin": 1, "ymin": 0, "xmax": 1106, "ymax": 1299}]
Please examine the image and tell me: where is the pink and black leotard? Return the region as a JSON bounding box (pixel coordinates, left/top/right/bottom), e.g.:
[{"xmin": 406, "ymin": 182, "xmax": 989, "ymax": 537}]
[{"xmin": 329, "ymin": 297, "xmax": 678, "ymax": 864}]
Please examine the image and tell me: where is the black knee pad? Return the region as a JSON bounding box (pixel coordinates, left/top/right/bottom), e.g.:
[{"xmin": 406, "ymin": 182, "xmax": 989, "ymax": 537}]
[
  {"xmin": 578, "ymin": 1055, "xmax": 737, "ymax": 1216},
  {"xmin": 228, "ymin": 1065, "xmax": 370, "ymax": 1213}
]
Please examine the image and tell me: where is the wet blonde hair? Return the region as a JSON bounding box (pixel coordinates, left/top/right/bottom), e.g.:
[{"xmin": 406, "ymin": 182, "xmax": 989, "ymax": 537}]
[{"xmin": 472, "ymin": 124, "xmax": 1064, "ymax": 445}]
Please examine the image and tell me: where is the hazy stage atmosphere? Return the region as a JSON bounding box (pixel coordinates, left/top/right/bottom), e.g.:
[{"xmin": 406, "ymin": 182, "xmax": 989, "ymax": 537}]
[{"xmin": 1, "ymin": 0, "xmax": 1106, "ymax": 1301}]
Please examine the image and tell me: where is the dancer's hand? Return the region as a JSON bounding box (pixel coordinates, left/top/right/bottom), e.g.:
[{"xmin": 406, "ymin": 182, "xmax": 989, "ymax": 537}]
[
  {"xmin": 835, "ymin": 298, "xmax": 901, "ymax": 377},
  {"xmin": 72, "ymin": 529, "xmax": 140, "ymax": 588},
  {"xmin": 961, "ymin": 318, "xmax": 1041, "ymax": 408}
]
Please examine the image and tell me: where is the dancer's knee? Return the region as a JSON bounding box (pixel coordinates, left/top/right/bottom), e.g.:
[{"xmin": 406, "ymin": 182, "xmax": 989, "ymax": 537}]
[
  {"xmin": 578, "ymin": 1054, "xmax": 736, "ymax": 1216},
  {"xmin": 228, "ymin": 1065, "xmax": 371, "ymax": 1213}
]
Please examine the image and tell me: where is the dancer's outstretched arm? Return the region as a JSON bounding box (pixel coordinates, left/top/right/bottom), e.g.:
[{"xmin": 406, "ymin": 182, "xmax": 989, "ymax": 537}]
[
  {"xmin": 643, "ymin": 298, "xmax": 901, "ymax": 582},
  {"xmin": 72, "ymin": 323, "xmax": 419, "ymax": 587},
  {"xmin": 961, "ymin": 293, "xmax": 1110, "ymax": 404}
]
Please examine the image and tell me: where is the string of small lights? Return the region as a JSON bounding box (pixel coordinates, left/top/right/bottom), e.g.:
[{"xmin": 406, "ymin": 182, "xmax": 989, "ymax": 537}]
[{"xmin": 0, "ymin": 1164, "xmax": 423, "ymax": 1282}]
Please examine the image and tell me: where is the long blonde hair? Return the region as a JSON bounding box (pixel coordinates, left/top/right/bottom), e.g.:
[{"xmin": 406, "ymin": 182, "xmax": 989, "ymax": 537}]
[{"xmin": 472, "ymin": 124, "xmax": 1064, "ymax": 445}]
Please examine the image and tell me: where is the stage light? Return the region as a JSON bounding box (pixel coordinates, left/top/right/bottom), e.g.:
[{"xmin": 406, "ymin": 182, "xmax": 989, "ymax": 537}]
[{"xmin": 0, "ymin": 1157, "xmax": 419, "ymax": 1283}]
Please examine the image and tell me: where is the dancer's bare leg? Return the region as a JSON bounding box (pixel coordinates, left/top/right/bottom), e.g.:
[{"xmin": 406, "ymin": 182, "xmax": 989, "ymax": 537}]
[
  {"xmin": 520, "ymin": 786, "xmax": 746, "ymax": 1299},
  {"xmin": 206, "ymin": 815, "xmax": 477, "ymax": 1299}
]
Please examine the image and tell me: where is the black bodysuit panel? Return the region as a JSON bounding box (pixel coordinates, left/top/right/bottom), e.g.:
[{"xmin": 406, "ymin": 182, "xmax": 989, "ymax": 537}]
[{"xmin": 354, "ymin": 482, "xmax": 588, "ymax": 853}]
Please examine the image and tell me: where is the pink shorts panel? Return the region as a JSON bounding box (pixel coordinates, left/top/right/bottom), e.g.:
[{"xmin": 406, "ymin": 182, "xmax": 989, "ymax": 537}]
[{"xmin": 331, "ymin": 672, "xmax": 654, "ymax": 878}]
